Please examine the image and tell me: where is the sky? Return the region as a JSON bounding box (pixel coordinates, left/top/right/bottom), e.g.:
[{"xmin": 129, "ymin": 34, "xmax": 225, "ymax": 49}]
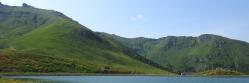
[{"xmin": 0, "ymin": 0, "xmax": 249, "ymax": 42}]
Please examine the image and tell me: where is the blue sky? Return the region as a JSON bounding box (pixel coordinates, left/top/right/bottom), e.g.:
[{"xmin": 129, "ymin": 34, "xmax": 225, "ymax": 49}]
[{"xmin": 1, "ymin": 0, "xmax": 249, "ymax": 42}]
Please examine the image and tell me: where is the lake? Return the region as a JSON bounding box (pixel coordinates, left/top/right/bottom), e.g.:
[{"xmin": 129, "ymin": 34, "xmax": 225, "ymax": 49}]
[{"xmin": 5, "ymin": 76, "xmax": 249, "ymax": 83}]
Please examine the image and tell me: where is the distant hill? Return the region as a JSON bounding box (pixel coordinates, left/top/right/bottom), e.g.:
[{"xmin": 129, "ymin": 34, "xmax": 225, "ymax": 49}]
[
  {"xmin": 0, "ymin": 3, "xmax": 169, "ymax": 74},
  {"xmin": 98, "ymin": 33, "xmax": 249, "ymax": 73}
]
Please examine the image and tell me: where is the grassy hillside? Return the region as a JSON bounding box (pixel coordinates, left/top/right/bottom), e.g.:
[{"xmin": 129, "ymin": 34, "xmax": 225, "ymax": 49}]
[
  {"xmin": 99, "ymin": 33, "xmax": 249, "ymax": 74},
  {"xmin": 198, "ymin": 69, "xmax": 243, "ymax": 76},
  {"xmin": 0, "ymin": 3, "xmax": 169, "ymax": 74}
]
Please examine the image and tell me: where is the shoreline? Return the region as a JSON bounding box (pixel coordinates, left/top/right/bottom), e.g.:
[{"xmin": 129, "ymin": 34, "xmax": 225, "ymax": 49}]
[
  {"xmin": 1, "ymin": 73, "xmax": 249, "ymax": 77},
  {"xmin": 0, "ymin": 73, "xmax": 173, "ymax": 76}
]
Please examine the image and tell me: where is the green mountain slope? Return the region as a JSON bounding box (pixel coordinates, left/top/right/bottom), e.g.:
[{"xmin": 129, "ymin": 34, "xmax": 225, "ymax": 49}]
[
  {"xmin": 99, "ymin": 33, "xmax": 249, "ymax": 73},
  {"xmin": 0, "ymin": 3, "xmax": 169, "ymax": 74}
]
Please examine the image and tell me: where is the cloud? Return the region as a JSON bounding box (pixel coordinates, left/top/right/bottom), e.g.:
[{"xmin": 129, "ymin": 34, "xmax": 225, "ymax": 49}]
[{"xmin": 130, "ymin": 14, "xmax": 145, "ymax": 21}]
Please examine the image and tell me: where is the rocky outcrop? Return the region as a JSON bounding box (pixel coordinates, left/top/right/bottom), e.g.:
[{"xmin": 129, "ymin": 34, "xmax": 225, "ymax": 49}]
[
  {"xmin": 22, "ymin": 3, "xmax": 33, "ymax": 8},
  {"xmin": 0, "ymin": 2, "xmax": 4, "ymax": 7}
]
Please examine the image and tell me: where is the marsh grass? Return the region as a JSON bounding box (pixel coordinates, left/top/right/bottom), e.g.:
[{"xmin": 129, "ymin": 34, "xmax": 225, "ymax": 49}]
[{"xmin": 0, "ymin": 78, "xmax": 40, "ymax": 83}]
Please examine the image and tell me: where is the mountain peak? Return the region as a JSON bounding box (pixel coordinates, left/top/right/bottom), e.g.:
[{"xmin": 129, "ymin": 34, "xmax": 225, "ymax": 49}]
[
  {"xmin": 0, "ymin": 2, "xmax": 4, "ymax": 7},
  {"xmin": 22, "ymin": 3, "xmax": 33, "ymax": 8},
  {"xmin": 199, "ymin": 34, "xmax": 221, "ymax": 37}
]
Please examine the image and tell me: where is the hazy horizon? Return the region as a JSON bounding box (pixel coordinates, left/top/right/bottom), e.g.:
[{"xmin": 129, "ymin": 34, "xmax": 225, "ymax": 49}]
[{"xmin": 1, "ymin": 0, "xmax": 249, "ymax": 42}]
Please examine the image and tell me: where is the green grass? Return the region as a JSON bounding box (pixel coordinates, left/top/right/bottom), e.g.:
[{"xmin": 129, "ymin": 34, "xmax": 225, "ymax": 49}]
[
  {"xmin": 0, "ymin": 49, "xmax": 169, "ymax": 74},
  {"xmin": 0, "ymin": 78, "xmax": 36, "ymax": 83},
  {"xmin": 7, "ymin": 20, "xmax": 168, "ymax": 74},
  {"xmin": 197, "ymin": 69, "xmax": 243, "ymax": 76},
  {"xmin": 0, "ymin": 4, "xmax": 171, "ymax": 75}
]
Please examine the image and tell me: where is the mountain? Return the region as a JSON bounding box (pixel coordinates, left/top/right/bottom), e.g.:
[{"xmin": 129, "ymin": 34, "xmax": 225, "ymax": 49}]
[
  {"xmin": 1, "ymin": 3, "xmax": 248, "ymax": 75},
  {"xmin": 0, "ymin": 3, "xmax": 170, "ymax": 74},
  {"xmin": 98, "ymin": 33, "xmax": 249, "ymax": 74}
]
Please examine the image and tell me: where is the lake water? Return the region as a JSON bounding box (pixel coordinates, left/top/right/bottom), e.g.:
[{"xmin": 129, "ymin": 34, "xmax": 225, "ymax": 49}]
[{"xmin": 6, "ymin": 76, "xmax": 249, "ymax": 83}]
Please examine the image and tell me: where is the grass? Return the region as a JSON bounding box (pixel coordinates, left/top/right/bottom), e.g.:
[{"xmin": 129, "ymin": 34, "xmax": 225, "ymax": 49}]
[
  {"xmin": 1, "ymin": 4, "xmax": 171, "ymax": 75},
  {"xmin": 197, "ymin": 69, "xmax": 243, "ymax": 76},
  {"xmin": 2, "ymin": 19, "xmax": 169, "ymax": 74},
  {"xmin": 0, "ymin": 78, "xmax": 37, "ymax": 83}
]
